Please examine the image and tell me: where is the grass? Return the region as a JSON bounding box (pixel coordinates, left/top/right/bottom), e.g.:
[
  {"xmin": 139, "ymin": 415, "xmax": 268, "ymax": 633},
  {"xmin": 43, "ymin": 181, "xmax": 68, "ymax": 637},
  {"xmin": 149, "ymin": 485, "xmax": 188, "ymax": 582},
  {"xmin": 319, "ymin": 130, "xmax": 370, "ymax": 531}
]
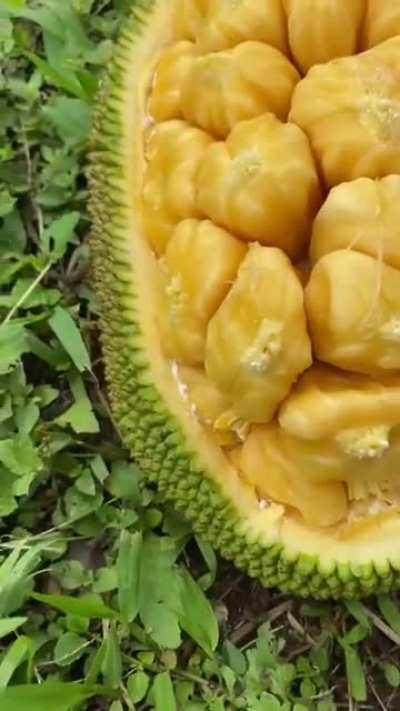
[{"xmin": 0, "ymin": 1, "xmax": 400, "ymax": 709}]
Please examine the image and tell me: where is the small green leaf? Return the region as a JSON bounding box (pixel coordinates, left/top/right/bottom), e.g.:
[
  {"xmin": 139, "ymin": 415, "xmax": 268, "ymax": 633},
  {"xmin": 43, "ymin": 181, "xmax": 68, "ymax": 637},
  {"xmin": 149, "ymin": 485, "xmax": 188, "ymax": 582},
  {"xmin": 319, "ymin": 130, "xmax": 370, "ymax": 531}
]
[
  {"xmin": 0, "ymin": 636, "xmax": 30, "ymax": 687},
  {"xmin": 177, "ymin": 568, "xmax": 219, "ymax": 656},
  {"xmin": 49, "ymin": 306, "xmax": 91, "ymax": 372},
  {"xmin": 377, "ymin": 596, "xmax": 400, "ymax": 635},
  {"xmin": 56, "ymin": 373, "xmax": 99, "ymax": 434},
  {"xmin": 101, "ymin": 623, "xmax": 122, "ymax": 689},
  {"xmin": 344, "ymin": 645, "xmax": 367, "ymax": 702},
  {"xmin": 41, "ymin": 212, "xmax": 80, "ymax": 261},
  {"xmin": 85, "ymin": 641, "xmax": 107, "ymax": 687},
  {"xmin": 224, "ymin": 640, "xmax": 247, "ymax": 676},
  {"xmin": 153, "ymin": 672, "xmax": 177, "ymax": 711},
  {"xmin": 0, "ymin": 617, "xmax": 27, "ymax": 639},
  {"xmin": 110, "ymin": 703, "xmax": 123, "ymax": 711},
  {"xmin": 341, "ymin": 624, "xmax": 369, "ymax": 646},
  {"xmin": 54, "ymin": 632, "xmax": 86, "ymax": 667},
  {"xmin": 42, "ymin": 98, "xmax": 91, "ymax": 146},
  {"xmin": 127, "ymin": 671, "xmax": 150, "ymax": 703},
  {"xmin": 383, "ymin": 662, "xmax": 400, "ymax": 688},
  {"xmin": 344, "ymin": 600, "xmax": 371, "ymax": 631},
  {"xmin": 0, "ymin": 323, "xmax": 28, "ymax": 374},
  {"xmin": 0, "ymin": 682, "xmax": 101, "ymax": 711},
  {"xmin": 31, "ymin": 592, "xmax": 117, "ymax": 619},
  {"xmin": 141, "ymin": 600, "xmax": 181, "ymax": 649},
  {"xmin": 0, "ymin": 434, "xmax": 41, "ymax": 475},
  {"xmin": 117, "ymin": 530, "xmax": 142, "ymax": 623}
]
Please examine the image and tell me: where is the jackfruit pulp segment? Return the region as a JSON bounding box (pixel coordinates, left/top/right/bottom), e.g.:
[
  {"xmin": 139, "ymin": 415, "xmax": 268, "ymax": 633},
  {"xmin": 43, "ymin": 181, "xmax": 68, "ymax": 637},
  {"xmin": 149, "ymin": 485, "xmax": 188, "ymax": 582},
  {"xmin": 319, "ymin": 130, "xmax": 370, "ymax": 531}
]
[
  {"xmin": 279, "ymin": 364, "xmax": 400, "ymax": 441},
  {"xmin": 179, "ymin": 366, "xmax": 241, "ymax": 446},
  {"xmin": 306, "ymin": 250, "xmax": 400, "ymax": 375},
  {"xmin": 195, "ymin": 0, "xmax": 287, "ymax": 54},
  {"xmin": 142, "ymin": 120, "xmax": 212, "ymax": 255},
  {"xmin": 205, "ymin": 244, "xmax": 312, "ymax": 424},
  {"xmin": 196, "ymin": 113, "xmax": 321, "ymax": 260},
  {"xmin": 283, "ymin": 0, "xmax": 364, "ymax": 73},
  {"xmin": 290, "ymin": 37, "xmax": 400, "ymax": 187},
  {"xmin": 239, "ymin": 425, "xmax": 348, "ymax": 527},
  {"xmin": 150, "ymin": 41, "xmax": 299, "ymax": 139},
  {"xmin": 310, "ymin": 175, "xmax": 400, "ymax": 269},
  {"xmin": 363, "ymin": 0, "xmax": 400, "ymax": 50},
  {"xmin": 159, "ymin": 219, "xmax": 246, "ymax": 365}
]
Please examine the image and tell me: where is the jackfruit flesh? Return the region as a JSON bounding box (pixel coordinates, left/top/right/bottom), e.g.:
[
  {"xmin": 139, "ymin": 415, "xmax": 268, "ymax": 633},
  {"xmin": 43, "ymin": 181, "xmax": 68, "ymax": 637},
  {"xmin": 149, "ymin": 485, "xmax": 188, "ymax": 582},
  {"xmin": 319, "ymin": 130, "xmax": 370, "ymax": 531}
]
[
  {"xmin": 194, "ymin": 0, "xmax": 287, "ymax": 54},
  {"xmin": 310, "ymin": 176, "xmax": 400, "ymax": 270},
  {"xmin": 306, "ymin": 250, "xmax": 400, "ymax": 375},
  {"xmin": 279, "ymin": 364, "xmax": 400, "ymax": 441},
  {"xmin": 142, "ymin": 120, "xmax": 213, "ymax": 255},
  {"xmin": 363, "ymin": 1, "xmax": 400, "ymax": 50},
  {"xmin": 159, "ymin": 219, "xmax": 246, "ymax": 365},
  {"xmin": 283, "ymin": 0, "xmax": 365, "ymax": 74},
  {"xmin": 173, "ymin": 0, "xmax": 209, "ymax": 42},
  {"xmin": 290, "ymin": 37, "xmax": 400, "ymax": 187},
  {"xmin": 196, "ymin": 114, "xmax": 321, "ymax": 260},
  {"xmin": 205, "ymin": 244, "xmax": 312, "ymax": 424},
  {"xmin": 150, "ymin": 41, "xmax": 299, "ymax": 138},
  {"xmin": 239, "ymin": 424, "xmax": 348, "ymax": 527}
]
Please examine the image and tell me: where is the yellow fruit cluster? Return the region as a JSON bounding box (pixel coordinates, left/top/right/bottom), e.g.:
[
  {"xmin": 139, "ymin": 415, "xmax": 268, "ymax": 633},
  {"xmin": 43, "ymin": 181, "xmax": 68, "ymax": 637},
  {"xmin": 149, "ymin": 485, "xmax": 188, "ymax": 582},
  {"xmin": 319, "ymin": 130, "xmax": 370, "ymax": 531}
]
[{"xmin": 139, "ymin": 0, "xmax": 400, "ymax": 528}]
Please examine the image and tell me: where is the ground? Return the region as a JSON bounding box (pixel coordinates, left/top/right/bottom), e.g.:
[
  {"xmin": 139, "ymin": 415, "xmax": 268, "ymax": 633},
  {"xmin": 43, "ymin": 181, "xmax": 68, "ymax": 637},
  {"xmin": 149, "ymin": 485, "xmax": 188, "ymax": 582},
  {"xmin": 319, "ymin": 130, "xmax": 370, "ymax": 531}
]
[{"xmin": 0, "ymin": 1, "xmax": 400, "ymax": 709}]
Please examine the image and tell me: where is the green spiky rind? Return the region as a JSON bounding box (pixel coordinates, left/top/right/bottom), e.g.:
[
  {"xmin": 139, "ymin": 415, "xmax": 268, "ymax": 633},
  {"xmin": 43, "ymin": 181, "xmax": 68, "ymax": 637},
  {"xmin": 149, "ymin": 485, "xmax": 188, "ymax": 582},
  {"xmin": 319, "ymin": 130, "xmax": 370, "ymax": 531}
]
[{"xmin": 88, "ymin": 0, "xmax": 400, "ymax": 599}]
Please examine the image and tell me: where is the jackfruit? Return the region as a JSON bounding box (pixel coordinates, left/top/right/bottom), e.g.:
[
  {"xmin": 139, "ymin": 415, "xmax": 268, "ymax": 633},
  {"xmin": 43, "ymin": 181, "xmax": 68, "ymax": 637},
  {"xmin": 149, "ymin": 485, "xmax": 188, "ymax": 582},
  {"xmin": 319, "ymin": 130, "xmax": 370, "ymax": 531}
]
[{"xmin": 90, "ymin": 0, "xmax": 400, "ymax": 600}]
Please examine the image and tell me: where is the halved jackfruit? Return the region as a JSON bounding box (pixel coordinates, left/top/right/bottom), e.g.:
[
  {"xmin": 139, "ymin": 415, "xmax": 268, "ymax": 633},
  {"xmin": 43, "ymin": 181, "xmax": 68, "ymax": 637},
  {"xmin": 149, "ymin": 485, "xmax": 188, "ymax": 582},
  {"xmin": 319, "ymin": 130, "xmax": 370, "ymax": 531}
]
[{"xmin": 90, "ymin": 0, "xmax": 400, "ymax": 599}]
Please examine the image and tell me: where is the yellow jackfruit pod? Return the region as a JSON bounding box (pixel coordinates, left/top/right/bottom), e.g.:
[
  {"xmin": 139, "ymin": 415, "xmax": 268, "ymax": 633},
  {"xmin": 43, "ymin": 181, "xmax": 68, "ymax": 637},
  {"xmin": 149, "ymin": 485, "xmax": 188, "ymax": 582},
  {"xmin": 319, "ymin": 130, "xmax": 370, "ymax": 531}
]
[
  {"xmin": 149, "ymin": 42, "xmax": 197, "ymax": 122},
  {"xmin": 306, "ymin": 249, "xmax": 400, "ymax": 375},
  {"xmin": 290, "ymin": 38, "xmax": 400, "ymax": 187},
  {"xmin": 239, "ymin": 425, "xmax": 348, "ymax": 527},
  {"xmin": 159, "ymin": 219, "xmax": 246, "ymax": 365},
  {"xmin": 179, "ymin": 366, "xmax": 242, "ymax": 445},
  {"xmin": 279, "ymin": 364, "xmax": 400, "ymax": 442},
  {"xmin": 363, "ymin": 0, "xmax": 400, "ymax": 50},
  {"xmin": 205, "ymin": 244, "xmax": 312, "ymax": 424},
  {"xmin": 180, "ymin": 41, "xmax": 299, "ymax": 139},
  {"xmin": 282, "ymin": 0, "xmax": 365, "ymax": 74},
  {"xmin": 142, "ymin": 121, "xmax": 213, "ymax": 255},
  {"xmin": 197, "ymin": 0, "xmax": 287, "ymax": 54},
  {"xmin": 173, "ymin": 0, "xmax": 209, "ymax": 42},
  {"xmin": 310, "ymin": 176, "xmax": 400, "ymax": 270},
  {"xmin": 196, "ymin": 114, "xmax": 321, "ymax": 260}
]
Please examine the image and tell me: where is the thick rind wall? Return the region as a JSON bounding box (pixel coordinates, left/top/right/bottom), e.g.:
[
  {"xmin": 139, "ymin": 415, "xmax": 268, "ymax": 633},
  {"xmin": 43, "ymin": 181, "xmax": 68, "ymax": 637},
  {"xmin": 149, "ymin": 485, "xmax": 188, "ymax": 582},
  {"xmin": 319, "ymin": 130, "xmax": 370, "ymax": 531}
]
[{"xmin": 88, "ymin": 0, "xmax": 400, "ymax": 599}]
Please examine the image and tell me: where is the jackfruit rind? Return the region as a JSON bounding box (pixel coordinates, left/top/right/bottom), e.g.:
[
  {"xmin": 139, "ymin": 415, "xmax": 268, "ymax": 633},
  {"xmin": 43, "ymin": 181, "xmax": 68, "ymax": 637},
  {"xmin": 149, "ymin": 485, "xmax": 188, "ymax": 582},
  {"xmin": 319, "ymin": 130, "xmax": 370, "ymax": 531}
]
[{"xmin": 89, "ymin": 0, "xmax": 400, "ymax": 600}]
